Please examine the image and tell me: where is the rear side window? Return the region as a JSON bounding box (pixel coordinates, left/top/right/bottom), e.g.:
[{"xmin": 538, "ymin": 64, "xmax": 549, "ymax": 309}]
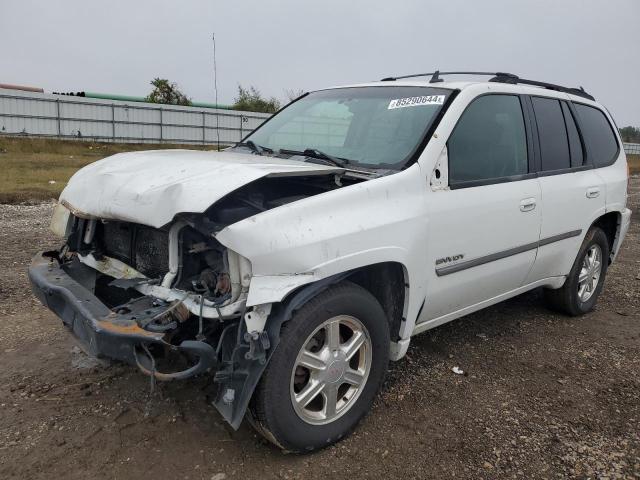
[
  {"xmin": 573, "ymin": 103, "xmax": 619, "ymax": 167},
  {"xmin": 561, "ymin": 102, "xmax": 584, "ymax": 167},
  {"xmin": 448, "ymin": 95, "xmax": 528, "ymax": 184},
  {"xmin": 531, "ymin": 97, "xmax": 570, "ymax": 171}
]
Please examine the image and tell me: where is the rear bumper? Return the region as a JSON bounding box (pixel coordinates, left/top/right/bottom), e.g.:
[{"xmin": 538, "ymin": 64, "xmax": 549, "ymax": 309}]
[
  {"xmin": 28, "ymin": 252, "xmax": 216, "ymax": 379},
  {"xmin": 612, "ymin": 208, "xmax": 632, "ymax": 262}
]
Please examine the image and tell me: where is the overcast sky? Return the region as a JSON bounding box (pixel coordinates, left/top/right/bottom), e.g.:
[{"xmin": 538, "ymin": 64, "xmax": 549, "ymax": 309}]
[{"xmin": 1, "ymin": 0, "xmax": 639, "ymax": 126}]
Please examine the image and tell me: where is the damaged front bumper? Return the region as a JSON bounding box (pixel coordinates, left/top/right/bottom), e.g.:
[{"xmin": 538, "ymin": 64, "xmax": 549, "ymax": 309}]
[
  {"xmin": 28, "ymin": 252, "xmax": 217, "ymax": 380},
  {"xmin": 29, "ymin": 248, "xmax": 295, "ymax": 430}
]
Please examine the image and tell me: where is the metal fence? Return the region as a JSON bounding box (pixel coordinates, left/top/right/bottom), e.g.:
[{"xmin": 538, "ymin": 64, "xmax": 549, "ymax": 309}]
[
  {"xmin": 624, "ymin": 143, "xmax": 640, "ymax": 155},
  {"xmin": 0, "ymin": 88, "xmax": 271, "ymax": 145},
  {"xmin": 2, "ymin": 89, "xmax": 639, "ymax": 155}
]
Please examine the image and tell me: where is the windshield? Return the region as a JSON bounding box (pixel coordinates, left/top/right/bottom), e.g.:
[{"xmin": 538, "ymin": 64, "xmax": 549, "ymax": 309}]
[{"xmin": 242, "ymin": 86, "xmax": 451, "ymax": 169}]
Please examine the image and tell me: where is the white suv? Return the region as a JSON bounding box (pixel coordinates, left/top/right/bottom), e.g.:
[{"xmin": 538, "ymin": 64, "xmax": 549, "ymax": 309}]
[{"xmin": 30, "ymin": 72, "xmax": 631, "ymax": 452}]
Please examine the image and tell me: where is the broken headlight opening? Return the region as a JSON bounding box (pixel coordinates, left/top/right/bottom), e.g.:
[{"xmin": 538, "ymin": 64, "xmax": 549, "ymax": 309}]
[{"xmin": 48, "ymin": 208, "xmax": 255, "ymax": 383}]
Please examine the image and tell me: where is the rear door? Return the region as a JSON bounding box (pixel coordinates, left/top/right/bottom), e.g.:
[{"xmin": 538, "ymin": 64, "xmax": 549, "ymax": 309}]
[
  {"xmin": 419, "ymin": 94, "xmax": 542, "ymax": 323},
  {"xmin": 524, "ymin": 96, "xmax": 606, "ymax": 282}
]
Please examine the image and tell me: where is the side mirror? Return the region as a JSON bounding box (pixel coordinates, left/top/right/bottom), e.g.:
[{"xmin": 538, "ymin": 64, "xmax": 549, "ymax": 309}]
[{"xmin": 430, "ymin": 145, "xmax": 449, "ymax": 190}]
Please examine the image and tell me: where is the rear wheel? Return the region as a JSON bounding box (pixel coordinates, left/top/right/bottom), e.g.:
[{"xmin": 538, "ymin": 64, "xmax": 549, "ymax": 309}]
[
  {"xmin": 249, "ymin": 282, "xmax": 389, "ymax": 452},
  {"xmin": 544, "ymin": 227, "xmax": 609, "ymax": 316}
]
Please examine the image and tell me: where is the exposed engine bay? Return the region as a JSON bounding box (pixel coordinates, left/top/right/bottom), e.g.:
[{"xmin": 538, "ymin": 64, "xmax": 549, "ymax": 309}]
[{"xmin": 63, "ymin": 172, "xmax": 364, "ymax": 320}]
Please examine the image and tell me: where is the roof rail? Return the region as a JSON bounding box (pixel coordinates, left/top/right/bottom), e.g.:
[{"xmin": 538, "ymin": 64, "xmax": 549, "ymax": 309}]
[{"xmin": 379, "ymin": 71, "xmax": 594, "ymax": 101}]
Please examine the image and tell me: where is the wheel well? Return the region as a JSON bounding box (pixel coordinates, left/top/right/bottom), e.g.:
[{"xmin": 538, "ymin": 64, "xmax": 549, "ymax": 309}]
[
  {"xmin": 593, "ymin": 212, "xmax": 620, "ymax": 262},
  {"xmin": 346, "ymin": 262, "xmax": 407, "ymax": 342}
]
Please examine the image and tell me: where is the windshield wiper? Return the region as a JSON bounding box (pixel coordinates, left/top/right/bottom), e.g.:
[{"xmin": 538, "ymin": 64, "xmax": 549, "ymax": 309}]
[
  {"xmin": 279, "ymin": 148, "xmax": 348, "ymax": 168},
  {"xmin": 236, "ymin": 140, "xmax": 273, "ymax": 156},
  {"xmin": 303, "ymin": 148, "xmax": 348, "ymax": 168}
]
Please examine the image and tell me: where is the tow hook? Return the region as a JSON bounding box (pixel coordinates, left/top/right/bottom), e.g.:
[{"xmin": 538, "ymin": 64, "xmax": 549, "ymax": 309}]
[{"xmin": 133, "ymin": 340, "xmax": 217, "ymax": 381}]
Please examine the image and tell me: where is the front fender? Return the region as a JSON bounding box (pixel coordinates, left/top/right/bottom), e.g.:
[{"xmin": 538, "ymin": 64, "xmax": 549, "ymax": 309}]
[
  {"xmin": 215, "ymin": 165, "xmax": 429, "ymax": 341},
  {"xmin": 244, "ymin": 246, "xmax": 410, "ymax": 307}
]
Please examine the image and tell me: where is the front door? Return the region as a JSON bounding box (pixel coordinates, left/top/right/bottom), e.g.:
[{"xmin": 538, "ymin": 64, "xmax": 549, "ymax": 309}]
[{"xmin": 418, "ymin": 94, "xmax": 542, "ymax": 323}]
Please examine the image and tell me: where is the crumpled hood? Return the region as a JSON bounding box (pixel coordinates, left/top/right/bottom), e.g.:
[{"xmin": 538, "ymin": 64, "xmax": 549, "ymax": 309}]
[{"xmin": 60, "ymin": 149, "xmax": 340, "ymax": 228}]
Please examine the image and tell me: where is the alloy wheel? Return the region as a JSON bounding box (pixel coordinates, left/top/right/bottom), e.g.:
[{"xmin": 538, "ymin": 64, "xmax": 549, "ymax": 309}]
[
  {"xmin": 578, "ymin": 244, "xmax": 603, "ymax": 302},
  {"xmin": 290, "ymin": 315, "xmax": 372, "ymax": 425}
]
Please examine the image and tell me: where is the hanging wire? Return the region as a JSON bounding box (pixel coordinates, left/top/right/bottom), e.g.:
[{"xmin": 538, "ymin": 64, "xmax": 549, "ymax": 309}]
[
  {"xmin": 197, "ymin": 293, "xmax": 205, "ymax": 341},
  {"xmin": 141, "ymin": 343, "xmax": 156, "ymax": 394}
]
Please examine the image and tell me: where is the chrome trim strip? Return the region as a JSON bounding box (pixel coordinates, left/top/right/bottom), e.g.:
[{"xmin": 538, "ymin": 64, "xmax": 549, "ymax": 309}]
[{"xmin": 435, "ymin": 229, "xmax": 582, "ymax": 277}]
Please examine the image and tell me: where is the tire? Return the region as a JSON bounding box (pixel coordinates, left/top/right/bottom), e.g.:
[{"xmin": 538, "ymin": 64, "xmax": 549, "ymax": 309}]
[
  {"xmin": 249, "ymin": 281, "xmax": 390, "ymax": 452},
  {"xmin": 544, "ymin": 226, "xmax": 610, "ymax": 316}
]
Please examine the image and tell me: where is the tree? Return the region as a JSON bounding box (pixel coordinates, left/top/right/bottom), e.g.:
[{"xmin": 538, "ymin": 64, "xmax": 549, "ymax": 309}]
[
  {"xmin": 619, "ymin": 126, "xmax": 640, "ymax": 143},
  {"xmin": 232, "ymin": 85, "xmax": 280, "ymax": 113},
  {"xmin": 284, "ymin": 88, "xmax": 305, "ymax": 102},
  {"xmin": 145, "ymin": 78, "xmax": 192, "ymax": 106}
]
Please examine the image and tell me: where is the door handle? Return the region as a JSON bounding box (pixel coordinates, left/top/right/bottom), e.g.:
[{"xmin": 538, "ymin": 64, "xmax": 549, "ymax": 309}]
[
  {"xmin": 520, "ymin": 198, "xmax": 536, "ymax": 212},
  {"xmin": 586, "ymin": 187, "xmax": 601, "ymax": 199}
]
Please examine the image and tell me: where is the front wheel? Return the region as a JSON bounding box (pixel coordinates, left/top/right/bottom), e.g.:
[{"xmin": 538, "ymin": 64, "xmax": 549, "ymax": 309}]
[
  {"xmin": 248, "ymin": 282, "xmax": 390, "ymax": 452},
  {"xmin": 544, "ymin": 226, "xmax": 610, "ymax": 316}
]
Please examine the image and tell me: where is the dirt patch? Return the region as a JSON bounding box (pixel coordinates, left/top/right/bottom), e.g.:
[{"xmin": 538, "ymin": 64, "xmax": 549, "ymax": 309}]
[
  {"xmin": 628, "ymin": 154, "xmax": 640, "ymax": 174},
  {"xmin": 0, "ymin": 181, "xmax": 638, "ymax": 479}
]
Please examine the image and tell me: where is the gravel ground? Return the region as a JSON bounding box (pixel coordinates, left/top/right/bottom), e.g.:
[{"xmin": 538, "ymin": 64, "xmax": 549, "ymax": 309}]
[{"xmin": 0, "ymin": 180, "xmax": 639, "ymax": 480}]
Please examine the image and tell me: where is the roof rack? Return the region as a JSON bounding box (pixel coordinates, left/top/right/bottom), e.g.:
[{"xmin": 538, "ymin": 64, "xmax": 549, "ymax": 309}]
[{"xmin": 379, "ymin": 71, "xmax": 594, "ymax": 101}]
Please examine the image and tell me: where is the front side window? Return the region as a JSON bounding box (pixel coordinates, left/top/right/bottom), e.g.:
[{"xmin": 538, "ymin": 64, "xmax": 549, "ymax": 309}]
[
  {"xmin": 531, "ymin": 97, "xmax": 571, "ymax": 171},
  {"xmin": 448, "ymin": 95, "xmax": 528, "ymax": 184},
  {"xmin": 573, "ymin": 103, "xmax": 619, "ymax": 167},
  {"xmin": 243, "ymin": 86, "xmax": 451, "ymax": 169}
]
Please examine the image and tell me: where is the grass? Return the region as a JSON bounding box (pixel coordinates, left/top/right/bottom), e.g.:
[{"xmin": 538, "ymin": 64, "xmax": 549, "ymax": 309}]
[
  {"xmin": 0, "ymin": 136, "xmax": 222, "ymax": 203},
  {"xmin": 1, "ymin": 136, "xmax": 638, "ymax": 204}
]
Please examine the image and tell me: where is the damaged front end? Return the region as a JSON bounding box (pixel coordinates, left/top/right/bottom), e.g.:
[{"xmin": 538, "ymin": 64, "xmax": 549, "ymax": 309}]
[
  {"xmin": 29, "ymin": 203, "xmax": 273, "ymax": 428},
  {"xmin": 30, "ymin": 155, "xmax": 370, "ymax": 428}
]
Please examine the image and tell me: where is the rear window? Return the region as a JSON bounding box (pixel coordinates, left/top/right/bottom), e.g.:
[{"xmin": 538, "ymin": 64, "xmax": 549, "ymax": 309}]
[
  {"xmin": 531, "ymin": 97, "xmax": 570, "ymax": 171},
  {"xmin": 573, "ymin": 103, "xmax": 619, "ymax": 167}
]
